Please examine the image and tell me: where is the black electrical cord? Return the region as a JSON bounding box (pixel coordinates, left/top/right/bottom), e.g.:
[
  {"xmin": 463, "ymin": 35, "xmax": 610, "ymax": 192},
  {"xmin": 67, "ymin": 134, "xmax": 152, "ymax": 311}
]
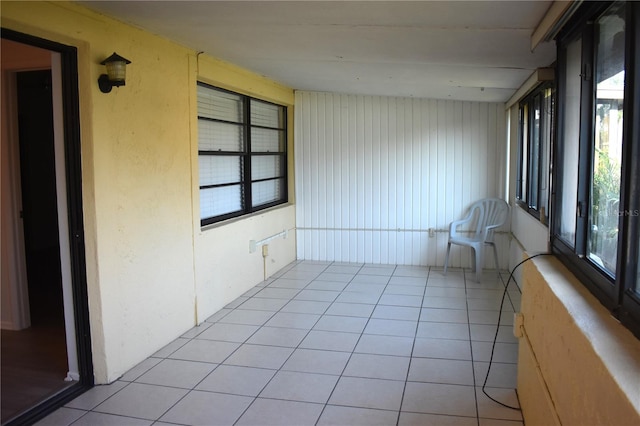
[{"xmin": 481, "ymin": 252, "xmax": 554, "ymax": 410}]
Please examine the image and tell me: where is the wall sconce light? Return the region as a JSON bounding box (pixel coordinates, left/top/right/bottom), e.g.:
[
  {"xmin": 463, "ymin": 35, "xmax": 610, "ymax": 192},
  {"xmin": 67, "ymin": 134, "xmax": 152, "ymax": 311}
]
[{"xmin": 98, "ymin": 52, "xmax": 131, "ymax": 93}]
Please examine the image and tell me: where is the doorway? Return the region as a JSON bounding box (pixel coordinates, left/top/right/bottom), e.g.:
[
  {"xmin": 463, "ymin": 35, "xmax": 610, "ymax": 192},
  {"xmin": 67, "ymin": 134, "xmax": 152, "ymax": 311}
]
[
  {"xmin": 17, "ymin": 70, "xmax": 65, "ymax": 328},
  {"xmin": 1, "ymin": 67, "xmax": 71, "ymax": 423},
  {"xmin": 1, "ymin": 31, "xmax": 93, "ymax": 426}
]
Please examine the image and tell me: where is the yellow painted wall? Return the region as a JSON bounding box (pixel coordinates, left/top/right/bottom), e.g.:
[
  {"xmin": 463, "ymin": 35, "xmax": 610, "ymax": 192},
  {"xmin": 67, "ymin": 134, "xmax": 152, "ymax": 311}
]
[
  {"xmin": 517, "ymin": 257, "xmax": 640, "ymax": 425},
  {"xmin": 1, "ymin": 1, "xmax": 296, "ymax": 382},
  {"xmin": 193, "ymin": 55, "xmax": 296, "ymax": 321},
  {"xmin": 194, "ymin": 207, "xmax": 296, "ymax": 322}
]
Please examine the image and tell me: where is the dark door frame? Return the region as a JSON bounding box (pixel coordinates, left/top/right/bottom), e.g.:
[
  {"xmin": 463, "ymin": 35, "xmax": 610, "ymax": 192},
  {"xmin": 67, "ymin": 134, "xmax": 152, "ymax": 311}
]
[{"xmin": 1, "ymin": 28, "xmax": 94, "ymax": 426}]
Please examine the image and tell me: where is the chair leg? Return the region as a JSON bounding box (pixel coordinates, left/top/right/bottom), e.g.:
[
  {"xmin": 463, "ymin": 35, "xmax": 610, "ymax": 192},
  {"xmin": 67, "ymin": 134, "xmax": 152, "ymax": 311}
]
[
  {"xmin": 470, "ymin": 249, "xmax": 476, "ymax": 274},
  {"xmin": 490, "ymin": 242, "xmax": 500, "ymax": 271},
  {"xmin": 475, "ymin": 247, "xmax": 483, "ymax": 283},
  {"xmin": 444, "ymin": 242, "xmax": 452, "ymax": 275}
]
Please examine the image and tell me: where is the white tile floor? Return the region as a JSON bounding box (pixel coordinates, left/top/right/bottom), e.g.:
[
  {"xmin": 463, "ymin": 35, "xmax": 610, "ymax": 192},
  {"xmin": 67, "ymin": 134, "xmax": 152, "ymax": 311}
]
[{"xmin": 37, "ymin": 261, "xmax": 524, "ymax": 426}]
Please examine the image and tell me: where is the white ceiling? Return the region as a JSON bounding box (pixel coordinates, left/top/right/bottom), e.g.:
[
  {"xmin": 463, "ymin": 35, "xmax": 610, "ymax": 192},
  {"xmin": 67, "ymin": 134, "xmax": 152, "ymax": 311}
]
[{"xmin": 80, "ymin": 1, "xmax": 557, "ymax": 102}]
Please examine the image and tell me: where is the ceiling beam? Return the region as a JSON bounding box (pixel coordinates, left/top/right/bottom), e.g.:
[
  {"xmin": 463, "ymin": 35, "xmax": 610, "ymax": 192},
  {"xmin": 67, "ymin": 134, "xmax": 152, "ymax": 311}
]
[{"xmin": 531, "ymin": 0, "xmax": 581, "ymax": 50}]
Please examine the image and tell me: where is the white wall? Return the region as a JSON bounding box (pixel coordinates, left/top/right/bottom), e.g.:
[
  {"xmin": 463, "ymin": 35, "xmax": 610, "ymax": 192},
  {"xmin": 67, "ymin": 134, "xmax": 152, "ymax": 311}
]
[{"xmin": 295, "ymin": 91, "xmax": 508, "ymax": 267}]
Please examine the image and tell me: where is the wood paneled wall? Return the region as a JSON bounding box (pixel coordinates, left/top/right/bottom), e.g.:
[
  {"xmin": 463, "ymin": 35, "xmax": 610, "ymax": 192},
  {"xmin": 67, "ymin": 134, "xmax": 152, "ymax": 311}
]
[{"xmin": 295, "ymin": 91, "xmax": 508, "ymax": 267}]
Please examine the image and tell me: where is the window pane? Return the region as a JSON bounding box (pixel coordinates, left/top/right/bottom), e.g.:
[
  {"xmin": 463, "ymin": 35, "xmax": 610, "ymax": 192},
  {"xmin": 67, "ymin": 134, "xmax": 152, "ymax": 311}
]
[
  {"xmin": 588, "ymin": 2, "xmax": 625, "ymax": 274},
  {"xmin": 528, "ymin": 94, "xmax": 541, "ymax": 209},
  {"xmin": 252, "ymin": 179, "xmax": 283, "ymax": 207},
  {"xmin": 539, "ymin": 88, "xmax": 553, "ymax": 217},
  {"xmin": 198, "ymin": 120, "xmax": 244, "ymax": 152},
  {"xmin": 200, "ymin": 185, "xmax": 243, "ymax": 219},
  {"xmin": 252, "ymin": 156, "xmax": 283, "ymax": 181},
  {"xmin": 518, "ymin": 105, "xmax": 528, "ymax": 201},
  {"xmin": 251, "ymin": 127, "xmax": 284, "ymax": 152},
  {"xmin": 198, "ymin": 85, "xmax": 244, "ymax": 123},
  {"xmin": 251, "ymin": 99, "xmax": 284, "ymax": 128},
  {"xmin": 559, "ymin": 37, "xmax": 582, "ymax": 246},
  {"xmin": 197, "ymin": 83, "xmax": 287, "ymax": 224},
  {"xmin": 199, "ymin": 156, "xmax": 242, "ymax": 187}
]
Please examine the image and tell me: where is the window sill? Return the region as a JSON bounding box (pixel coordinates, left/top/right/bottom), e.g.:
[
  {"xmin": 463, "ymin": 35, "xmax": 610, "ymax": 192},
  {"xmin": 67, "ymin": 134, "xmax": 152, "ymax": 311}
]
[
  {"xmin": 200, "ymin": 202, "xmax": 293, "ymax": 232},
  {"xmin": 515, "ymin": 200, "xmax": 548, "ymax": 226}
]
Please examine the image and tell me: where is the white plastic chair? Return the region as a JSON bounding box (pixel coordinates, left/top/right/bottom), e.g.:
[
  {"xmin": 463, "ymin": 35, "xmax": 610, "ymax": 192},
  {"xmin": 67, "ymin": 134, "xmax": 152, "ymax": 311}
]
[{"xmin": 443, "ymin": 198, "xmax": 509, "ymax": 282}]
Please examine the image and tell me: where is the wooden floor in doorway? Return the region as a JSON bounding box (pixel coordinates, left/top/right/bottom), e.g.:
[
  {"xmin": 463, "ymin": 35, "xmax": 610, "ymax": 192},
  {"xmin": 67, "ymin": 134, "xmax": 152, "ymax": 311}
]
[{"xmin": 1, "ymin": 322, "xmax": 72, "ymax": 424}]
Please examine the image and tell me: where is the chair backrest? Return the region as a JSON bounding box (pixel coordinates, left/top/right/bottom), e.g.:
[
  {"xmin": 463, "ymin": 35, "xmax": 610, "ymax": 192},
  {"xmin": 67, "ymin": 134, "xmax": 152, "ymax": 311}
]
[{"xmin": 470, "ymin": 198, "xmax": 509, "ymax": 242}]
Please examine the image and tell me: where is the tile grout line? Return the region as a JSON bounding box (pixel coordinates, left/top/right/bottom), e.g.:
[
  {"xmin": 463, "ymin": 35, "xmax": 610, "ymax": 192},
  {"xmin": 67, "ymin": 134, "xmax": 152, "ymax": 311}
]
[
  {"xmin": 117, "ymin": 261, "xmax": 331, "ymax": 426},
  {"xmin": 53, "ymin": 263, "xmax": 523, "ymax": 426},
  {"xmin": 229, "ymin": 260, "xmax": 334, "ymax": 425},
  {"xmin": 465, "ymin": 268, "xmax": 483, "ymax": 426},
  {"xmin": 395, "ymin": 265, "xmax": 431, "ymax": 426},
  {"xmin": 313, "ymin": 262, "xmax": 389, "ymax": 426}
]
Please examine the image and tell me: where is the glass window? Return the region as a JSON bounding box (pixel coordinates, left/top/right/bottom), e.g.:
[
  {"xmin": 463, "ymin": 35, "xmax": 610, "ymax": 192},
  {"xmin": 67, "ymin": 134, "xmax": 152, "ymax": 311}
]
[
  {"xmin": 517, "ymin": 105, "xmax": 528, "ymax": 201},
  {"xmin": 559, "ymin": 37, "xmax": 582, "ymax": 245},
  {"xmin": 528, "ymin": 94, "xmax": 541, "ymax": 209},
  {"xmin": 516, "ymin": 84, "xmax": 553, "ymax": 222},
  {"xmin": 197, "ymin": 83, "xmax": 287, "ymax": 225},
  {"xmin": 539, "ymin": 88, "xmax": 552, "ymax": 218},
  {"xmin": 552, "ymin": 1, "xmax": 640, "ymax": 338},
  {"xmin": 588, "ymin": 3, "xmax": 625, "ymax": 275}
]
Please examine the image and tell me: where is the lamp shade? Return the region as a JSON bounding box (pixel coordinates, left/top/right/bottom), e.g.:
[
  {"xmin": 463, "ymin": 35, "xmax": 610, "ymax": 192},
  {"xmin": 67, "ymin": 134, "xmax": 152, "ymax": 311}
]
[{"xmin": 100, "ymin": 52, "xmax": 131, "ymax": 85}]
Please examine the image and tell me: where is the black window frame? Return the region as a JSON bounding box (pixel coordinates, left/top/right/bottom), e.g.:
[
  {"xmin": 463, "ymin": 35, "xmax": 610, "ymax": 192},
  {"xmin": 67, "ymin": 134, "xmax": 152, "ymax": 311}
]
[
  {"xmin": 197, "ymin": 82, "xmax": 288, "ymax": 226},
  {"xmin": 516, "ymin": 82, "xmax": 555, "ymax": 223},
  {"xmin": 551, "ymin": 0, "xmax": 640, "ymax": 338}
]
